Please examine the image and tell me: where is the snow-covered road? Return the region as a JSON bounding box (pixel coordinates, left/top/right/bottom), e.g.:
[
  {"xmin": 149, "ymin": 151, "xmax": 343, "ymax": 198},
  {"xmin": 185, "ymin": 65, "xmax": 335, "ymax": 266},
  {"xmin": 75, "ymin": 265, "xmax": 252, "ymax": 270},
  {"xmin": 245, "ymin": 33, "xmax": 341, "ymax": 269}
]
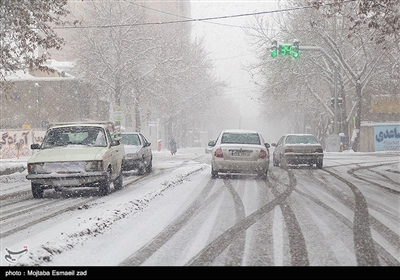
[{"xmin": 1, "ymin": 148, "xmax": 399, "ymax": 270}]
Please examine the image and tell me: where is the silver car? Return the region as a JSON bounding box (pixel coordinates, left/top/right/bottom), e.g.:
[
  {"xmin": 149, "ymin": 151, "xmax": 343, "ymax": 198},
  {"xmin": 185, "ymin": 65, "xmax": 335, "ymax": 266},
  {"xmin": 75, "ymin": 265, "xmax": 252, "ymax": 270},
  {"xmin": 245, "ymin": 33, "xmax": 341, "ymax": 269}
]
[
  {"xmin": 210, "ymin": 129, "xmax": 270, "ymax": 178},
  {"xmin": 121, "ymin": 132, "xmax": 152, "ymax": 174},
  {"xmin": 272, "ymin": 134, "xmax": 324, "ymax": 168}
]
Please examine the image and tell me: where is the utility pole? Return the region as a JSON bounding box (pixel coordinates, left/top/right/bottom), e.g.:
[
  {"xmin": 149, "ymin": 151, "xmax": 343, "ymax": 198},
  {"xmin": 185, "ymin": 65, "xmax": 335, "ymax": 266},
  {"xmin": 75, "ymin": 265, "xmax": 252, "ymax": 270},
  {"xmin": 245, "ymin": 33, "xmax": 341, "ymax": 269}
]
[
  {"xmin": 353, "ymin": 79, "xmax": 362, "ymax": 152},
  {"xmin": 299, "ymin": 46, "xmax": 339, "ymax": 134}
]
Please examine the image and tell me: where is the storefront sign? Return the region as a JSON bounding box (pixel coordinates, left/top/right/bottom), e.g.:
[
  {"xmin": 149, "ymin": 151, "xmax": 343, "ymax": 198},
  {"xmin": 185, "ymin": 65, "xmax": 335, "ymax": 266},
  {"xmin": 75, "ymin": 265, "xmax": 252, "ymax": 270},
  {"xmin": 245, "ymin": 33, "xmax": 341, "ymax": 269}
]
[{"xmin": 374, "ymin": 125, "xmax": 400, "ymax": 151}]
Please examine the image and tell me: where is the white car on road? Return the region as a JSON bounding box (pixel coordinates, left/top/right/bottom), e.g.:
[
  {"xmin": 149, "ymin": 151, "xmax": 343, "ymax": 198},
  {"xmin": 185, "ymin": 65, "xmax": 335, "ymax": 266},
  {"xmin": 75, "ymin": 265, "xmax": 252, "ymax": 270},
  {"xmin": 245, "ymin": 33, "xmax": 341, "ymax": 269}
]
[
  {"xmin": 210, "ymin": 129, "xmax": 270, "ymax": 178},
  {"xmin": 26, "ymin": 121, "xmax": 125, "ymax": 198}
]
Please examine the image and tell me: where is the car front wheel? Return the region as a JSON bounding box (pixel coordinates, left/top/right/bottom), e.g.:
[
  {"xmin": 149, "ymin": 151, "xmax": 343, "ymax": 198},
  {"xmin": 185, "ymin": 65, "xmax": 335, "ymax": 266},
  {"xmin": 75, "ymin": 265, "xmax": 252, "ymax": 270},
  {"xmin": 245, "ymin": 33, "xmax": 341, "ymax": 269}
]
[
  {"xmin": 31, "ymin": 183, "xmax": 44, "ymax": 198},
  {"xmin": 137, "ymin": 157, "xmax": 146, "ymax": 175},
  {"xmin": 146, "ymin": 157, "xmax": 153, "ymax": 173},
  {"xmin": 99, "ymin": 168, "xmax": 111, "ymax": 196},
  {"xmin": 114, "ymin": 172, "xmax": 123, "ymax": 190}
]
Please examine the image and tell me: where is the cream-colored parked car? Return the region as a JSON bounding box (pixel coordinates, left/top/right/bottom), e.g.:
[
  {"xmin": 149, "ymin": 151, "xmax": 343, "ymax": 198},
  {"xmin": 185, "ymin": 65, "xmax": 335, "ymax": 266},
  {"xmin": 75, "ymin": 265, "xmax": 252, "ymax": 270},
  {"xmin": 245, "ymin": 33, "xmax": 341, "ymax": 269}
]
[{"xmin": 26, "ymin": 121, "xmax": 125, "ymax": 198}]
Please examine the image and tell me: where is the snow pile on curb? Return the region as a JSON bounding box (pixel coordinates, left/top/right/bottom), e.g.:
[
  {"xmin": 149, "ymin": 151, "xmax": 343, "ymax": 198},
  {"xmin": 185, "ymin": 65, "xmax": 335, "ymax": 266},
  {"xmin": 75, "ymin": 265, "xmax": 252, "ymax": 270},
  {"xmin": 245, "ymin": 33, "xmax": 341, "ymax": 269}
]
[{"xmin": 13, "ymin": 164, "xmax": 208, "ymax": 266}]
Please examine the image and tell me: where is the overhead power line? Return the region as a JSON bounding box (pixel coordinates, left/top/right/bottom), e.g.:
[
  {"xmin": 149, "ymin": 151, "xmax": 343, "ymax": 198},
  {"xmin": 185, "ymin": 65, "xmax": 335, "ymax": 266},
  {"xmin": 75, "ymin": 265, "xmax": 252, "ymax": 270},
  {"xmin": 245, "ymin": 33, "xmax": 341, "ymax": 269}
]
[{"xmin": 55, "ymin": 0, "xmax": 357, "ymax": 30}]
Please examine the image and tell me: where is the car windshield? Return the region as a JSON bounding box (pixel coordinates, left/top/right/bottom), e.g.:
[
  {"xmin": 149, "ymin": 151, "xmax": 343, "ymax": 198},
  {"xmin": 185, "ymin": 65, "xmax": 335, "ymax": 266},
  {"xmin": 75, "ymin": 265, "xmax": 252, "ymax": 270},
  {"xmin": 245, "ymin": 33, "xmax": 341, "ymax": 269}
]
[
  {"xmin": 285, "ymin": 135, "xmax": 319, "ymax": 144},
  {"xmin": 42, "ymin": 127, "xmax": 107, "ymax": 148},
  {"xmin": 221, "ymin": 133, "xmax": 261, "ymax": 145},
  {"xmin": 121, "ymin": 134, "xmax": 141, "ymax": 146}
]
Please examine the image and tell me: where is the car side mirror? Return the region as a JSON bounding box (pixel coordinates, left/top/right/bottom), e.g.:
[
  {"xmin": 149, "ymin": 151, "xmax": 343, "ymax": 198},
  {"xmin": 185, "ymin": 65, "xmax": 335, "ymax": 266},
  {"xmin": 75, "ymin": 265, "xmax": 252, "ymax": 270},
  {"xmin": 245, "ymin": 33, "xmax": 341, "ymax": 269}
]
[
  {"xmin": 208, "ymin": 140, "xmax": 215, "ymax": 147},
  {"xmin": 111, "ymin": 140, "xmax": 120, "ymax": 146},
  {"xmin": 265, "ymin": 143, "xmax": 270, "ymax": 149},
  {"xmin": 271, "ymin": 143, "xmax": 277, "ymax": 147},
  {"xmin": 145, "ymin": 142, "xmax": 151, "ymax": 147},
  {"xmin": 31, "ymin": 143, "xmax": 41, "ymax": 149}
]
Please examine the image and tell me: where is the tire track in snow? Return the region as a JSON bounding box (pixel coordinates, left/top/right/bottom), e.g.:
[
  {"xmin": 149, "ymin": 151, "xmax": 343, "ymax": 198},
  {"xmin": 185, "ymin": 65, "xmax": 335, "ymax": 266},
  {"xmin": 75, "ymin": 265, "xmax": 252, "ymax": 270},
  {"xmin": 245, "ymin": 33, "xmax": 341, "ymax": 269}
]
[
  {"xmin": 303, "ymin": 167, "xmax": 400, "ymax": 266},
  {"xmin": 119, "ymin": 178, "xmax": 216, "ymax": 266},
  {"xmin": 186, "ymin": 169, "xmax": 298, "ymax": 266},
  {"xmin": 309, "ymin": 167, "xmax": 400, "ymax": 240},
  {"xmin": 221, "ymin": 178, "xmax": 246, "ymax": 266},
  {"xmin": 349, "ymin": 163, "xmax": 400, "ymax": 194},
  {"xmin": 268, "ymin": 169, "xmax": 309, "ymax": 266},
  {"xmin": 322, "ymin": 168, "xmax": 380, "ymax": 266}
]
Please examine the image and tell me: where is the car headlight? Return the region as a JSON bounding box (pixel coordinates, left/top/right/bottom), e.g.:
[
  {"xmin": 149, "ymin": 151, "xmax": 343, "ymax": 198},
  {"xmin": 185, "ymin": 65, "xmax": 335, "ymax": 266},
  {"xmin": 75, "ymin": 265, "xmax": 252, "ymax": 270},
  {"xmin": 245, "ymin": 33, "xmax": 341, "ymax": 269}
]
[
  {"xmin": 85, "ymin": 161, "xmax": 103, "ymax": 172},
  {"xmin": 28, "ymin": 163, "xmax": 45, "ymax": 174},
  {"xmin": 125, "ymin": 153, "xmax": 140, "ymax": 160}
]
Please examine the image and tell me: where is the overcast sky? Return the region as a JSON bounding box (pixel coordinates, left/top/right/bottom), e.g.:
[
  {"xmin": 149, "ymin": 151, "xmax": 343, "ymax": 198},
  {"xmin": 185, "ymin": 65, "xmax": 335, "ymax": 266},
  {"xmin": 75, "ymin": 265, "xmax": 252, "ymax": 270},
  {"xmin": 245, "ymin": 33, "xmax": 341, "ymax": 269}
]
[{"xmin": 190, "ymin": 0, "xmax": 282, "ymax": 138}]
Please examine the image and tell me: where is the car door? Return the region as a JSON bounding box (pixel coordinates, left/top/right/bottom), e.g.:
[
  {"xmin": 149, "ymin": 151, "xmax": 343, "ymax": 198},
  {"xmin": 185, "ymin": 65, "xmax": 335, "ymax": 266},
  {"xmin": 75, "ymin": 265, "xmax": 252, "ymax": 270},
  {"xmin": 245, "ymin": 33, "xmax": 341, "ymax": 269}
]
[
  {"xmin": 139, "ymin": 133, "xmax": 151, "ymax": 163},
  {"xmin": 105, "ymin": 128, "xmax": 122, "ymax": 180},
  {"xmin": 274, "ymin": 136, "xmax": 285, "ymax": 161}
]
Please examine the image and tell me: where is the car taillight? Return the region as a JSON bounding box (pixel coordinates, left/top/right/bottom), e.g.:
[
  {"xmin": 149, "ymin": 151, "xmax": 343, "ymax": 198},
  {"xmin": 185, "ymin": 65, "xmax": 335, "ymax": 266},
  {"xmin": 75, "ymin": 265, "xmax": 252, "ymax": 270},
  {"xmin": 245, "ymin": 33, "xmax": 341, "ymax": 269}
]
[
  {"xmin": 284, "ymin": 148, "xmax": 294, "ymax": 153},
  {"xmin": 259, "ymin": 149, "xmax": 267, "ymax": 159},
  {"xmin": 214, "ymin": 148, "xmax": 223, "ymax": 158}
]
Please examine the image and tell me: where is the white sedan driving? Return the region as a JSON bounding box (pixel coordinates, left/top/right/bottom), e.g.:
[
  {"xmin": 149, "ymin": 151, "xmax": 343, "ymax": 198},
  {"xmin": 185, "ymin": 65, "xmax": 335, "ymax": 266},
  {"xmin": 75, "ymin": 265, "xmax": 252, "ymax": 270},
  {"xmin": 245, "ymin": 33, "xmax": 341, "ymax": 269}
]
[{"xmin": 209, "ymin": 129, "xmax": 270, "ymax": 179}]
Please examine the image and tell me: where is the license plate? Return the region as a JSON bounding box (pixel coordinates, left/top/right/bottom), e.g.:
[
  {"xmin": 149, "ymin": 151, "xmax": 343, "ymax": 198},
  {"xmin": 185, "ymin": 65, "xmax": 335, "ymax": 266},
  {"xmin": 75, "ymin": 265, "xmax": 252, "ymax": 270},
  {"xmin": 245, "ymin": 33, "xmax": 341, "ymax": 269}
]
[
  {"xmin": 44, "ymin": 162, "xmax": 84, "ymax": 172},
  {"xmin": 230, "ymin": 150, "xmax": 251, "ymax": 156}
]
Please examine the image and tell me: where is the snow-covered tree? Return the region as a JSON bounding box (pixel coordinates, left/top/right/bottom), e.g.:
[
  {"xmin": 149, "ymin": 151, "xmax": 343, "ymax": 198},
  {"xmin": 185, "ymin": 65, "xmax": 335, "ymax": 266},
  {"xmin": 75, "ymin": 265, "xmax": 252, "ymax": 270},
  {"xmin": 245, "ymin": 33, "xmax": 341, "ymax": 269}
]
[
  {"xmin": 306, "ymin": 0, "xmax": 400, "ymax": 45},
  {"xmin": 246, "ymin": 0, "xmax": 399, "ymax": 150},
  {"xmin": 71, "ymin": 0, "xmax": 223, "ymax": 140},
  {"xmin": 0, "ymin": 0, "xmax": 70, "ymax": 77}
]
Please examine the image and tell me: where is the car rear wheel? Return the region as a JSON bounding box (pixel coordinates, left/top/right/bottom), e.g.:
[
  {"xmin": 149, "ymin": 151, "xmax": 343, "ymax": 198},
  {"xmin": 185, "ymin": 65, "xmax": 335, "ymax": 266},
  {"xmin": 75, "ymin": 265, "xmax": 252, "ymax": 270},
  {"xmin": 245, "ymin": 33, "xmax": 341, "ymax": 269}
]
[
  {"xmin": 257, "ymin": 169, "xmax": 268, "ymax": 179},
  {"xmin": 31, "ymin": 183, "xmax": 44, "ymax": 198},
  {"xmin": 316, "ymin": 160, "xmax": 323, "ymax": 169},
  {"xmin": 211, "ymin": 166, "xmax": 218, "ymax": 178},
  {"xmin": 137, "ymin": 157, "xmax": 146, "ymax": 175},
  {"xmin": 280, "ymin": 157, "xmax": 287, "ymax": 168},
  {"xmin": 99, "ymin": 168, "xmax": 111, "ymax": 196}
]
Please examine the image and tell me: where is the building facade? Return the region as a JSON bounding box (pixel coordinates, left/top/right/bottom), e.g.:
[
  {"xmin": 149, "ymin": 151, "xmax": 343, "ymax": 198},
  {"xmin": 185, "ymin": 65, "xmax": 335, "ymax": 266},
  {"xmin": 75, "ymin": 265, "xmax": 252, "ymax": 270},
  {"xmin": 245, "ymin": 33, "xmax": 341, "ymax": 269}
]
[{"xmin": 1, "ymin": 0, "xmax": 193, "ymax": 152}]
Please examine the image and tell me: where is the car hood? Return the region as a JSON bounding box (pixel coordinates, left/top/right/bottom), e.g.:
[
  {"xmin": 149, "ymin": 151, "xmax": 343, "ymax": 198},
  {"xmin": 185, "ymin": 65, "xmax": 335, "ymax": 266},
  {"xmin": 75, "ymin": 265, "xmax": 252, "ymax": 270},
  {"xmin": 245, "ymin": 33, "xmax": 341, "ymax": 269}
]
[
  {"xmin": 124, "ymin": 145, "xmax": 142, "ymax": 154},
  {"xmin": 28, "ymin": 146, "xmax": 108, "ymax": 163}
]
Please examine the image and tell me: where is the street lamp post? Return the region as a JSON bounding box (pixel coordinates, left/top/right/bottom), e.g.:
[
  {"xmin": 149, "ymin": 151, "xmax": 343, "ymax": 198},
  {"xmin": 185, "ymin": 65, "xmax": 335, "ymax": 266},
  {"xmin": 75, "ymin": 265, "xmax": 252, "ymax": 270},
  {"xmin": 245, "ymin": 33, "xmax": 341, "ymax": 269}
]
[{"xmin": 35, "ymin": 83, "xmax": 40, "ymax": 128}]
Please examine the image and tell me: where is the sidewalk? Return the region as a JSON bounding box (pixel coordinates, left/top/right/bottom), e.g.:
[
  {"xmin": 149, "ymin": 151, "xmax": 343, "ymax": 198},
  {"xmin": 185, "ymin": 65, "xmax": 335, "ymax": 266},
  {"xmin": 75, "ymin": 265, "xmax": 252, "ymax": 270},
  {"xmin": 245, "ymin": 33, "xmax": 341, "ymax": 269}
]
[{"xmin": 0, "ymin": 157, "xmax": 29, "ymax": 176}]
